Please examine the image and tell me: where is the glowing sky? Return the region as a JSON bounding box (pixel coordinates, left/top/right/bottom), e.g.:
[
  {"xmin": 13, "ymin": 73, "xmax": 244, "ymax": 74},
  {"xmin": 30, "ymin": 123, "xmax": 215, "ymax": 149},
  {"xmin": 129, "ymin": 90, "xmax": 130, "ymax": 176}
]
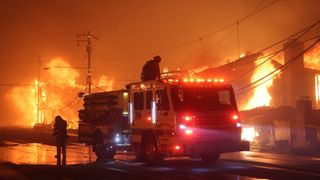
[{"xmin": 0, "ymin": 0, "xmax": 319, "ymax": 125}]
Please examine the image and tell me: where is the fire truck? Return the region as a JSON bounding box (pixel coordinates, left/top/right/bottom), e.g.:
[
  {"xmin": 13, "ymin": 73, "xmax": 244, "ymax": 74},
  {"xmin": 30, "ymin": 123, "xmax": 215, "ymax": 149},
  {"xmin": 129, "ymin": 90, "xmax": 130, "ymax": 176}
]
[{"xmin": 78, "ymin": 77, "xmax": 249, "ymax": 163}]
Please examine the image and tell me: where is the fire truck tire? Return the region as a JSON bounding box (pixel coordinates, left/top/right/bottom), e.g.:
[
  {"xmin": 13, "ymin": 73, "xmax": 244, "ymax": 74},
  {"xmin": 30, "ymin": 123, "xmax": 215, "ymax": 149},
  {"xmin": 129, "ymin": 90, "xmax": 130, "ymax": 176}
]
[
  {"xmin": 134, "ymin": 143, "xmax": 142, "ymax": 161},
  {"xmin": 104, "ymin": 146, "xmax": 116, "ymax": 159},
  {"xmin": 93, "ymin": 132, "xmax": 116, "ymax": 159},
  {"xmin": 141, "ymin": 134, "xmax": 162, "ymax": 163},
  {"xmin": 200, "ymin": 153, "xmax": 220, "ymax": 163}
]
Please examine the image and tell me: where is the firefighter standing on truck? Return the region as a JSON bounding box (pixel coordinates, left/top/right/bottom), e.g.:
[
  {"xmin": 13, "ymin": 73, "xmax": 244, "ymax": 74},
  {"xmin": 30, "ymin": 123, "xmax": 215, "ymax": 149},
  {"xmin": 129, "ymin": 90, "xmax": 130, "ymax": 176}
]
[
  {"xmin": 53, "ymin": 115, "xmax": 68, "ymax": 166},
  {"xmin": 140, "ymin": 55, "xmax": 161, "ymax": 81}
]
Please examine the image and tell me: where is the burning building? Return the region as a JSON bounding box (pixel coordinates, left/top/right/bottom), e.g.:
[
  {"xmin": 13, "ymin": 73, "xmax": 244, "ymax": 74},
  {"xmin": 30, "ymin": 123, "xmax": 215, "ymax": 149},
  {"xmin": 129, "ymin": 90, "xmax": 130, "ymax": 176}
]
[
  {"xmin": 271, "ymin": 39, "xmax": 320, "ymax": 108},
  {"xmin": 6, "ymin": 58, "xmax": 114, "ymax": 129},
  {"xmin": 197, "ymin": 39, "xmax": 320, "ymax": 154}
]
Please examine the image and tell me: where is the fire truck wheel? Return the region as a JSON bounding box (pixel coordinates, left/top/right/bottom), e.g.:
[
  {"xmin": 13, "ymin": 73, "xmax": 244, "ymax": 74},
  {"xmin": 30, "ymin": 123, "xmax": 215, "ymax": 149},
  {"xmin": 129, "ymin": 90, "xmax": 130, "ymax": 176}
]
[
  {"xmin": 93, "ymin": 132, "xmax": 116, "ymax": 159},
  {"xmin": 104, "ymin": 146, "xmax": 116, "ymax": 159},
  {"xmin": 200, "ymin": 153, "xmax": 220, "ymax": 163},
  {"xmin": 93, "ymin": 132, "xmax": 105, "ymax": 159},
  {"xmin": 134, "ymin": 143, "xmax": 142, "ymax": 161},
  {"xmin": 141, "ymin": 135, "xmax": 162, "ymax": 163}
]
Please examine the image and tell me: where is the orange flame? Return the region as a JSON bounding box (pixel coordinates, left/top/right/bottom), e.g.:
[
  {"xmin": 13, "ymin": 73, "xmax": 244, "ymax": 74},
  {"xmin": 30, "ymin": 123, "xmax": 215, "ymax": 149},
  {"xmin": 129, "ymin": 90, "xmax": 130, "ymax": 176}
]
[
  {"xmin": 305, "ymin": 43, "xmax": 320, "ymax": 70},
  {"xmin": 96, "ymin": 75, "xmax": 113, "ymax": 91},
  {"xmin": 46, "ymin": 59, "xmax": 80, "ymax": 88},
  {"xmin": 305, "ymin": 43, "xmax": 320, "ymax": 108},
  {"xmin": 245, "ymin": 55, "xmax": 279, "ymax": 110},
  {"xmin": 7, "ymin": 58, "xmax": 112, "ymax": 128}
]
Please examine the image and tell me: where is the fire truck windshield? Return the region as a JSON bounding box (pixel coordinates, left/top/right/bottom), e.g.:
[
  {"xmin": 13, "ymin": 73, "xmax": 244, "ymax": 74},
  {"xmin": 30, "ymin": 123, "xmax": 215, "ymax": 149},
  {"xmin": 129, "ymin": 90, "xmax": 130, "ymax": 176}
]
[{"xmin": 170, "ymin": 86, "xmax": 237, "ymax": 111}]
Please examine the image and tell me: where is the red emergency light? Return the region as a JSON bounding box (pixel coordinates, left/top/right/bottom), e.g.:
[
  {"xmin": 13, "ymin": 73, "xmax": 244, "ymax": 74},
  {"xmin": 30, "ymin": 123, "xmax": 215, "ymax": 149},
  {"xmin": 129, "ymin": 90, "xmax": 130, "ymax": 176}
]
[
  {"xmin": 231, "ymin": 113, "xmax": 241, "ymax": 128},
  {"xmin": 179, "ymin": 114, "xmax": 195, "ymax": 136},
  {"xmin": 183, "ymin": 115, "xmax": 194, "ymax": 122},
  {"xmin": 185, "ymin": 129, "xmax": 193, "ymax": 135},
  {"xmin": 232, "ymin": 114, "xmax": 239, "ymax": 121},
  {"xmin": 179, "ymin": 125, "xmax": 193, "ymax": 136},
  {"xmin": 165, "ymin": 77, "xmax": 225, "ymax": 84}
]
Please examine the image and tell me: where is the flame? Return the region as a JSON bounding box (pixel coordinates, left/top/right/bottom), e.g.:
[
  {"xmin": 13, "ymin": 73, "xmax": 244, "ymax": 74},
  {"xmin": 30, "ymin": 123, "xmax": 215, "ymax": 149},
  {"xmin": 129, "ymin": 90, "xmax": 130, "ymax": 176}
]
[
  {"xmin": 245, "ymin": 56, "xmax": 278, "ymax": 110},
  {"xmin": 315, "ymin": 75, "xmax": 320, "ymax": 108},
  {"xmin": 8, "ymin": 82, "xmax": 37, "ymax": 127},
  {"xmin": 7, "ymin": 58, "xmax": 112, "ymax": 128},
  {"xmin": 96, "ymin": 75, "xmax": 113, "ymax": 91},
  {"xmin": 240, "ymin": 52, "xmax": 246, "ymax": 58},
  {"xmin": 305, "ymin": 43, "xmax": 320, "ymax": 70},
  {"xmin": 241, "ymin": 127, "xmax": 258, "ymax": 142},
  {"xmin": 46, "ymin": 59, "xmax": 80, "ymax": 88},
  {"xmin": 162, "ymin": 67, "xmax": 169, "ymax": 73},
  {"xmin": 305, "ymin": 43, "xmax": 320, "ymax": 108}
]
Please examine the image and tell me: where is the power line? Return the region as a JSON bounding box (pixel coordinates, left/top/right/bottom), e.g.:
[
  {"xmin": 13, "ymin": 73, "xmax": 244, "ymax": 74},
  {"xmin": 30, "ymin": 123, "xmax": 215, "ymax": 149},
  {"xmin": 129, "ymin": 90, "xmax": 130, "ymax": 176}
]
[
  {"xmin": 58, "ymin": 85, "xmax": 87, "ymax": 112},
  {"xmin": 255, "ymin": 20, "xmax": 320, "ymax": 55},
  {"xmin": 237, "ymin": 38, "xmax": 320, "ymax": 93},
  {"xmin": 77, "ymin": 31, "xmax": 99, "ymax": 94},
  {"xmin": 197, "ymin": 26, "xmax": 237, "ymax": 62},
  {"xmin": 236, "ymin": 38, "xmax": 320, "ymax": 94},
  {"xmin": 0, "ymin": 83, "xmax": 35, "ymax": 87},
  {"xmin": 238, "ymin": 0, "xmax": 278, "ymax": 22},
  {"xmin": 2, "ymin": 61, "xmax": 38, "ymax": 65},
  {"xmin": 236, "ymin": 20, "xmax": 240, "ymax": 58},
  {"xmin": 252, "ymin": 0, "xmax": 266, "ymax": 12},
  {"xmin": 234, "ymin": 0, "xmax": 273, "ymax": 60},
  {"xmin": 229, "ymin": 21, "xmax": 320, "ymax": 83},
  {"xmin": 103, "ymin": 0, "xmax": 279, "ymax": 61},
  {"xmin": 58, "ymin": 95, "xmax": 80, "ymax": 112}
]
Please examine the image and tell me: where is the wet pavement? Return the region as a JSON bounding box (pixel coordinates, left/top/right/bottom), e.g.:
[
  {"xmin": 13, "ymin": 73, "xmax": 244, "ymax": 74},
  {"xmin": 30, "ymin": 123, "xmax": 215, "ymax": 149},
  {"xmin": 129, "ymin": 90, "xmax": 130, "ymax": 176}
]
[
  {"xmin": 0, "ymin": 141, "xmax": 96, "ymax": 165},
  {"xmin": 0, "ymin": 142, "xmax": 320, "ymax": 179}
]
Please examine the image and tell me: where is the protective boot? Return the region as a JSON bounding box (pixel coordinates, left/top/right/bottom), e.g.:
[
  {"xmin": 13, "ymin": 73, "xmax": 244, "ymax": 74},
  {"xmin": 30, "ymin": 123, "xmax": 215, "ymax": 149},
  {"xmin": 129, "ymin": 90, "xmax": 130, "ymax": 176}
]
[
  {"xmin": 56, "ymin": 155, "xmax": 61, "ymax": 166},
  {"xmin": 62, "ymin": 155, "xmax": 66, "ymax": 166}
]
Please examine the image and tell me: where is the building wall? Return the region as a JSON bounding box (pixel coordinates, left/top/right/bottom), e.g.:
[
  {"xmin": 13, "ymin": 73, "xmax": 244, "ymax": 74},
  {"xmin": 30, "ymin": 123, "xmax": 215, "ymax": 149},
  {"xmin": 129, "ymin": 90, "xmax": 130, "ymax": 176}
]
[{"xmin": 271, "ymin": 39, "xmax": 316, "ymax": 108}]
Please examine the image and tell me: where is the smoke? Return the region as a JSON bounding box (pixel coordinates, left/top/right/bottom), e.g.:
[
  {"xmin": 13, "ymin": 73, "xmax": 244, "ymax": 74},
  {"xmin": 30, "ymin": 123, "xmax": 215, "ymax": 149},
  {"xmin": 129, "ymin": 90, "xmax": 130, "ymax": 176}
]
[{"xmin": 0, "ymin": 0, "xmax": 319, "ymax": 126}]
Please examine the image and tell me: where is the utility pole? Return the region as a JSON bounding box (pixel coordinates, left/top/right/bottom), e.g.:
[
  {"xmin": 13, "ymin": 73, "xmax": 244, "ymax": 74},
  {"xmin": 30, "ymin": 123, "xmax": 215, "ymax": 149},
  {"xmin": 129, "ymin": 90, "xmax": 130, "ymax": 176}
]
[
  {"xmin": 76, "ymin": 31, "xmax": 99, "ymax": 94},
  {"xmin": 236, "ymin": 20, "xmax": 240, "ymax": 58},
  {"xmin": 36, "ymin": 57, "xmax": 41, "ymax": 125}
]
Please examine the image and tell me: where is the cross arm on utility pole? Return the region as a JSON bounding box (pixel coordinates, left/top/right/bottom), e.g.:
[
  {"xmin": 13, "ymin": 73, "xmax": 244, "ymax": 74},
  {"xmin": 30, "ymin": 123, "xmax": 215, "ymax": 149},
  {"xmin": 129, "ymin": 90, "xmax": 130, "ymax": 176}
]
[{"xmin": 76, "ymin": 31, "xmax": 99, "ymax": 95}]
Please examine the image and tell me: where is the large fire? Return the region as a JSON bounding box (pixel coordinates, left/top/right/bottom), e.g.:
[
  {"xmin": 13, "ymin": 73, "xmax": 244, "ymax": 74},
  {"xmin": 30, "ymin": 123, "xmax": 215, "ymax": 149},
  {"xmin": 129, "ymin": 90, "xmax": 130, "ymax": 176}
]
[
  {"xmin": 7, "ymin": 58, "xmax": 113, "ymax": 128},
  {"xmin": 96, "ymin": 75, "xmax": 114, "ymax": 92},
  {"xmin": 245, "ymin": 55, "xmax": 278, "ymax": 110},
  {"xmin": 305, "ymin": 43, "xmax": 320, "ymax": 70},
  {"xmin": 305, "ymin": 43, "xmax": 320, "ymax": 108},
  {"xmin": 243, "ymin": 43, "xmax": 320, "ymax": 110}
]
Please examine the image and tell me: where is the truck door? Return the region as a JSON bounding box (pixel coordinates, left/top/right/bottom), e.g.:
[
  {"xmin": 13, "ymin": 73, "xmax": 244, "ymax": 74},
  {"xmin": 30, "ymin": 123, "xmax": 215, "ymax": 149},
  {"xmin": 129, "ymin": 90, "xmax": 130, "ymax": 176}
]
[
  {"xmin": 131, "ymin": 90, "xmax": 154, "ymax": 128},
  {"xmin": 155, "ymin": 88, "xmax": 175, "ymax": 134}
]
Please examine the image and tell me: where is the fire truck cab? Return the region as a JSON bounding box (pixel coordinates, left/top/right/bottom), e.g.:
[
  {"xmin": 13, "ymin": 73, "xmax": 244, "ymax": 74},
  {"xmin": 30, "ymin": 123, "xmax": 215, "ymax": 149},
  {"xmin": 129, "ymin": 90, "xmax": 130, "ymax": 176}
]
[{"xmin": 128, "ymin": 78, "xmax": 249, "ymax": 163}]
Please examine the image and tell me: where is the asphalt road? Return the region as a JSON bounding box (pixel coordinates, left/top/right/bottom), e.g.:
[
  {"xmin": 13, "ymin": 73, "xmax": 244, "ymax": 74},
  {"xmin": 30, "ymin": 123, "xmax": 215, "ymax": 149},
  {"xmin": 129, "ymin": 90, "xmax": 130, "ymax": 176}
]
[{"xmin": 0, "ymin": 142, "xmax": 320, "ymax": 180}]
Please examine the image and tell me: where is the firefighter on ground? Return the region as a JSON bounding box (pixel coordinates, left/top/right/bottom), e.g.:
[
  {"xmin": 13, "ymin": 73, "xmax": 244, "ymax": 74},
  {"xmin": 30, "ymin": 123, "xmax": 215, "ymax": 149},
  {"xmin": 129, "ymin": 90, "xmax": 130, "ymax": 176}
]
[
  {"xmin": 140, "ymin": 55, "xmax": 161, "ymax": 81},
  {"xmin": 53, "ymin": 115, "xmax": 68, "ymax": 166}
]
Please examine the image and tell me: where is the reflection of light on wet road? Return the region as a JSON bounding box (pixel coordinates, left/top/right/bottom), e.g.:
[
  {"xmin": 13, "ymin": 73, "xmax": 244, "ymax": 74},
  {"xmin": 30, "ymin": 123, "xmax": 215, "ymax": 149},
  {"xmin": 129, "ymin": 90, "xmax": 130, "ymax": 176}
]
[
  {"xmin": 222, "ymin": 151, "xmax": 320, "ymax": 167},
  {"xmin": 1, "ymin": 142, "xmax": 320, "ymax": 179},
  {"xmin": 0, "ymin": 142, "xmax": 96, "ymax": 165}
]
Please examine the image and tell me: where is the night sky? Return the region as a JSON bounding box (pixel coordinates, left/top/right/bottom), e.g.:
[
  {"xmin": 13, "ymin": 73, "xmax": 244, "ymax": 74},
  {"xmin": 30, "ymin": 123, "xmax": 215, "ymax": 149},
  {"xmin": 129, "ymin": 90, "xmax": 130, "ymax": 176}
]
[{"xmin": 0, "ymin": 0, "xmax": 319, "ymax": 126}]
